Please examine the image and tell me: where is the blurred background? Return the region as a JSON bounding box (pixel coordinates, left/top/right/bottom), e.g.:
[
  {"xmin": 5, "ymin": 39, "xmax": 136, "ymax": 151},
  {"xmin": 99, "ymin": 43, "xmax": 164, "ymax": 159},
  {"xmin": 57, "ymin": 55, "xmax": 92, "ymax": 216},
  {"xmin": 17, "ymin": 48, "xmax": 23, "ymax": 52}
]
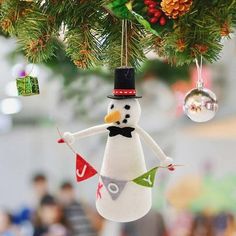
[{"xmin": 0, "ymin": 34, "xmax": 236, "ymax": 236}]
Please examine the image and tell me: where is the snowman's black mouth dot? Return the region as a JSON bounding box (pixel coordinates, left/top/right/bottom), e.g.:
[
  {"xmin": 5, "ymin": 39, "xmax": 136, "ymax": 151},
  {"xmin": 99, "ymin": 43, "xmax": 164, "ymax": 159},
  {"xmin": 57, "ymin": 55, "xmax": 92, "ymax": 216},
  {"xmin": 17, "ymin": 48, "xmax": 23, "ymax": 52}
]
[
  {"xmin": 116, "ymin": 121, "xmax": 120, "ymax": 125},
  {"xmin": 122, "ymin": 119, "xmax": 128, "ymax": 124},
  {"xmin": 125, "ymin": 114, "xmax": 130, "ymax": 118}
]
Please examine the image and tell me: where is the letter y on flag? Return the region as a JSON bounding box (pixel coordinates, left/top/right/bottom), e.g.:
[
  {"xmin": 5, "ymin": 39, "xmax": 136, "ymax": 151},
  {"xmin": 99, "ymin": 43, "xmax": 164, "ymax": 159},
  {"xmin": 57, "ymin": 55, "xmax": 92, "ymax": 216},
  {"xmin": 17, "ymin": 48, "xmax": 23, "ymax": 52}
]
[{"xmin": 132, "ymin": 167, "xmax": 158, "ymax": 187}]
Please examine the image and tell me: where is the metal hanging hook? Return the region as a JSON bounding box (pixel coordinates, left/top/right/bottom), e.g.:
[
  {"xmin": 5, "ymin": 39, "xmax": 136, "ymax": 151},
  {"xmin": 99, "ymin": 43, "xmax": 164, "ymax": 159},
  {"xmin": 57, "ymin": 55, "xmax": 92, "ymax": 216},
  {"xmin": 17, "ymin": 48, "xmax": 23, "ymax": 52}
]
[{"xmin": 195, "ymin": 56, "xmax": 203, "ymax": 89}]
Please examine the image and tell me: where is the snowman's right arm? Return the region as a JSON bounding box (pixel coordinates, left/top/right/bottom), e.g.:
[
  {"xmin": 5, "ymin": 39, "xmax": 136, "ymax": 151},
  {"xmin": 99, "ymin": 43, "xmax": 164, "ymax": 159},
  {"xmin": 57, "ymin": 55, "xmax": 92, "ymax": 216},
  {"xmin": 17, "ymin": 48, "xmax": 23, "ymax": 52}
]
[
  {"xmin": 62, "ymin": 124, "xmax": 109, "ymax": 144},
  {"xmin": 135, "ymin": 126, "xmax": 173, "ymax": 167}
]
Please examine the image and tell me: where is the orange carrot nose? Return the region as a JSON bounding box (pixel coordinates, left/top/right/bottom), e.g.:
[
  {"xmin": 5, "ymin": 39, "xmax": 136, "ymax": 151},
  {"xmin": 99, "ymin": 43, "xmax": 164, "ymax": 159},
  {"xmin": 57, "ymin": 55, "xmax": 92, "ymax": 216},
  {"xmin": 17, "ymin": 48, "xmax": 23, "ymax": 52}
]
[{"xmin": 104, "ymin": 110, "xmax": 121, "ymax": 123}]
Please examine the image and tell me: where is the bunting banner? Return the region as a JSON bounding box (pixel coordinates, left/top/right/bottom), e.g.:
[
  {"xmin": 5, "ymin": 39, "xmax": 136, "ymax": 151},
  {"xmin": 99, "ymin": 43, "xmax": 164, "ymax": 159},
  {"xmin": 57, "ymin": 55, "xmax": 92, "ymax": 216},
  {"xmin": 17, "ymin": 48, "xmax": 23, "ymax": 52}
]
[
  {"xmin": 57, "ymin": 128, "xmax": 180, "ymax": 201},
  {"xmin": 75, "ymin": 153, "xmax": 160, "ymax": 187},
  {"xmin": 101, "ymin": 176, "xmax": 128, "ymax": 200},
  {"xmin": 76, "ymin": 153, "xmax": 98, "ymax": 182},
  {"xmin": 72, "ymin": 152, "xmax": 178, "ymax": 201}
]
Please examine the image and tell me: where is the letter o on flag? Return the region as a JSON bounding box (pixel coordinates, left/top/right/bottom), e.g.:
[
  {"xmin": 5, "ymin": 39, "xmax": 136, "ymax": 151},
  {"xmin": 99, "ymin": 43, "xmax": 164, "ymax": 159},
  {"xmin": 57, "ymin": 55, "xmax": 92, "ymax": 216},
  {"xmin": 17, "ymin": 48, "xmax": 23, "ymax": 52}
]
[{"xmin": 108, "ymin": 183, "xmax": 119, "ymax": 194}]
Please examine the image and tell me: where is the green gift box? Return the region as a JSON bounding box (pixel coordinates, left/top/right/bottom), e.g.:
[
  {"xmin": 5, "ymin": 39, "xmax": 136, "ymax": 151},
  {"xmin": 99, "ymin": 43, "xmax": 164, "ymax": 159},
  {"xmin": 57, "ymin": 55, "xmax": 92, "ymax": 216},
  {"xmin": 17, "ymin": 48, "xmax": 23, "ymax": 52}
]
[{"xmin": 16, "ymin": 76, "xmax": 40, "ymax": 96}]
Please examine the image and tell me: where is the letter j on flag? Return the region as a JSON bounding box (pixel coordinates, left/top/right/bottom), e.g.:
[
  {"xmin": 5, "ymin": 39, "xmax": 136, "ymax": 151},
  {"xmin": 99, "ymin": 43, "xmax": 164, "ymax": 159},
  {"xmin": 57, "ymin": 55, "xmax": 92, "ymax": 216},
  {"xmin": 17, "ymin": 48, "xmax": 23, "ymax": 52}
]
[{"xmin": 76, "ymin": 154, "xmax": 98, "ymax": 182}]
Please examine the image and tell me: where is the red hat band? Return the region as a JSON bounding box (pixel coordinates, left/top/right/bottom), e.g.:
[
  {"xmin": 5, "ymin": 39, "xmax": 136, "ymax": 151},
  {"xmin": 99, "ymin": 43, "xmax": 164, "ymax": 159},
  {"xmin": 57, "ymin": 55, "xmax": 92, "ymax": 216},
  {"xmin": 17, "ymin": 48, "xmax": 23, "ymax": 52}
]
[{"xmin": 113, "ymin": 89, "xmax": 136, "ymax": 96}]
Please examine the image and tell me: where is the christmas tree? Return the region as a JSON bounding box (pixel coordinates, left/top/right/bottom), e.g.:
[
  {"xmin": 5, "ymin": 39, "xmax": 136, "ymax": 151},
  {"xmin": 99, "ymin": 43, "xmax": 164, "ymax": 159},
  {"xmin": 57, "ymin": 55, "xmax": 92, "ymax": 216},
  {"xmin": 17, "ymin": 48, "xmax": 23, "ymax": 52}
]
[{"xmin": 0, "ymin": 0, "xmax": 235, "ymax": 69}]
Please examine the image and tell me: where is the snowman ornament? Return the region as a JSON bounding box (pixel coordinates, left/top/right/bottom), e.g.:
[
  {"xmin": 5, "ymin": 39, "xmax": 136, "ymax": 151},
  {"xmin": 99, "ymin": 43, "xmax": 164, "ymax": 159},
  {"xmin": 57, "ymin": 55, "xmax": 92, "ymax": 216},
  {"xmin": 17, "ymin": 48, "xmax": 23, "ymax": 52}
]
[{"xmin": 61, "ymin": 68, "xmax": 174, "ymax": 222}]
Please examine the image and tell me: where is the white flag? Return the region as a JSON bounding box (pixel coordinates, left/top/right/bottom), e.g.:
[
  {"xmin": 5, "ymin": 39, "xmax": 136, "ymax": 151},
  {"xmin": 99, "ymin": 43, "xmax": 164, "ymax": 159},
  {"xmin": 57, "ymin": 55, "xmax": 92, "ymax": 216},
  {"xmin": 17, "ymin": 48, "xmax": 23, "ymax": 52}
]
[{"xmin": 101, "ymin": 176, "xmax": 127, "ymax": 201}]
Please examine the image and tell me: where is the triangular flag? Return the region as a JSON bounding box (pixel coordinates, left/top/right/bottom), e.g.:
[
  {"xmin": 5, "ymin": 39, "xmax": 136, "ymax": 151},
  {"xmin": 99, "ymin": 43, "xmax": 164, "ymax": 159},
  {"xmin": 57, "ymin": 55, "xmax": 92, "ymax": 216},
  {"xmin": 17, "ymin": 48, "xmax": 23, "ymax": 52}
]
[
  {"xmin": 76, "ymin": 154, "xmax": 98, "ymax": 182},
  {"xmin": 133, "ymin": 167, "xmax": 158, "ymax": 187},
  {"xmin": 101, "ymin": 176, "xmax": 127, "ymax": 201}
]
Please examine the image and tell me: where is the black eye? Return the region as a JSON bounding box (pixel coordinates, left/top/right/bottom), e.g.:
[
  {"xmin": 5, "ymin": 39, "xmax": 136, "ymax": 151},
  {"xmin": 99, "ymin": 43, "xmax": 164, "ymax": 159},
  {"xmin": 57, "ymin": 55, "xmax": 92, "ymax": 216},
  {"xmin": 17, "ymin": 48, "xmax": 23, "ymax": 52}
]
[
  {"xmin": 124, "ymin": 105, "xmax": 130, "ymax": 110},
  {"xmin": 110, "ymin": 104, "xmax": 114, "ymax": 109}
]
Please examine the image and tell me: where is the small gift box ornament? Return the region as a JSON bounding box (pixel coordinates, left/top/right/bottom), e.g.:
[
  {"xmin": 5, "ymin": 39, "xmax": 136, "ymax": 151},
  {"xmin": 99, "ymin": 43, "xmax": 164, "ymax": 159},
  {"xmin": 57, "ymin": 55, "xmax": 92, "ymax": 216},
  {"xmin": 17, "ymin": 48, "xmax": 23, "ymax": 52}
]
[{"xmin": 16, "ymin": 71, "xmax": 40, "ymax": 96}]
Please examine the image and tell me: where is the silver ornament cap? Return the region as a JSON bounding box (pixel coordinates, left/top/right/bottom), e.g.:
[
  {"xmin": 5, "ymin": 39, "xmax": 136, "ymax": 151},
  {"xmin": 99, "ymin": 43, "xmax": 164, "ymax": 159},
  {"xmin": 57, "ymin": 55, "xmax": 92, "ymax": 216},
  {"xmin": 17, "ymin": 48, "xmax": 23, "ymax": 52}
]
[{"xmin": 183, "ymin": 88, "xmax": 218, "ymax": 123}]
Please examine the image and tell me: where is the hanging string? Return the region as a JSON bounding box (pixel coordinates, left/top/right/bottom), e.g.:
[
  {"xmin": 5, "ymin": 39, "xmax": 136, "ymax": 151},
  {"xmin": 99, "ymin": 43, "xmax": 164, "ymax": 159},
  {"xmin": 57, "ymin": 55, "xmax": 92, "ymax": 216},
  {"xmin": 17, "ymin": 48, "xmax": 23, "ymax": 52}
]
[
  {"xmin": 95, "ymin": 163, "xmax": 184, "ymax": 181},
  {"xmin": 26, "ymin": 63, "xmax": 35, "ymax": 77},
  {"xmin": 120, "ymin": 19, "xmax": 128, "ymax": 67},
  {"xmin": 121, "ymin": 20, "xmax": 125, "ymax": 67},
  {"xmin": 57, "ymin": 127, "xmax": 77, "ymax": 155},
  {"xmin": 195, "ymin": 56, "xmax": 203, "ymax": 89},
  {"xmin": 125, "ymin": 19, "xmax": 128, "ymax": 67}
]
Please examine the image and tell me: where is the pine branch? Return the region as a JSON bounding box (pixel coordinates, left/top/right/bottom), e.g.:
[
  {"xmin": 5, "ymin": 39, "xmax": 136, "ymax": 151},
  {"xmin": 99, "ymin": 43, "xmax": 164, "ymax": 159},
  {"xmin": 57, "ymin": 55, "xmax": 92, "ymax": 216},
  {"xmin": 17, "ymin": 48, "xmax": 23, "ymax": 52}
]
[
  {"xmin": 0, "ymin": 0, "xmax": 235, "ymax": 67},
  {"xmin": 65, "ymin": 25, "xmax": 102, "ymax": 68}
]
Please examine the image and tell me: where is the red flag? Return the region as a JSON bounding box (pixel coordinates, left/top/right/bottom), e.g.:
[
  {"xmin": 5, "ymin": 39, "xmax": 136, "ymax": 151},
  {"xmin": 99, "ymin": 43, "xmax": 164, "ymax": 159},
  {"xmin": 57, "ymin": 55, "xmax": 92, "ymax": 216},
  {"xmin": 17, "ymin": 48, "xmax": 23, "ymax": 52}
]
[{"xmin": 76, "ymin": 153, "xmax": 98, "ymax": 182}]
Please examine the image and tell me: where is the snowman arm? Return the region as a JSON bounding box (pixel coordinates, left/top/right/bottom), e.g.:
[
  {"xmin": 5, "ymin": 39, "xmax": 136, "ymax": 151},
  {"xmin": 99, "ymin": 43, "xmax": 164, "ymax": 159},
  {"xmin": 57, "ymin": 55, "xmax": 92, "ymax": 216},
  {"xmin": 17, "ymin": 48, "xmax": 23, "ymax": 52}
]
[
  {"xmin": 136, "ymin": 126, "xmax": 173, "ymax": 167},
  {"xmin": 63, "ymin": 124, "xmax": 109, "ymax": 144}
]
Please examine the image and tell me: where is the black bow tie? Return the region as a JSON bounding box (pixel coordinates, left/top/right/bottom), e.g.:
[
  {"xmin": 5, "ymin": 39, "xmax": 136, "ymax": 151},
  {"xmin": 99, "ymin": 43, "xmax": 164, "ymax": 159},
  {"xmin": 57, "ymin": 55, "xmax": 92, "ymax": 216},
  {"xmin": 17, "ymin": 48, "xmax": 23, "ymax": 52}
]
[{"xmin": 107, "ymin": 126, "xmax": 135, "ymax": 138}]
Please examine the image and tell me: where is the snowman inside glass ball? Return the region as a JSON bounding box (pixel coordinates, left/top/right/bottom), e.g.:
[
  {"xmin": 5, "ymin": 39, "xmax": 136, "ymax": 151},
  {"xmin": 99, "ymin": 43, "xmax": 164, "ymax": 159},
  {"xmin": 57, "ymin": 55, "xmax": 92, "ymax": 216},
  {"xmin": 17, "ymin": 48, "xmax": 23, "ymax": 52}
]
[{"xmin": 183, "ymin": 88, "xmax": 218, "ymax": 123}]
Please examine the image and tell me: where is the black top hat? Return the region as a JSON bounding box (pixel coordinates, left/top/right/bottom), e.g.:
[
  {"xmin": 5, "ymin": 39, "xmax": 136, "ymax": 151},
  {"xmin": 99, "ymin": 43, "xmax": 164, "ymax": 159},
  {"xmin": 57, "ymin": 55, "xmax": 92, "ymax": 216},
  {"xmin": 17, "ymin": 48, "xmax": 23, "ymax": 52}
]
[{"xmin": 107, "ymin": 67, "xmax": 142, "ymax": 99}]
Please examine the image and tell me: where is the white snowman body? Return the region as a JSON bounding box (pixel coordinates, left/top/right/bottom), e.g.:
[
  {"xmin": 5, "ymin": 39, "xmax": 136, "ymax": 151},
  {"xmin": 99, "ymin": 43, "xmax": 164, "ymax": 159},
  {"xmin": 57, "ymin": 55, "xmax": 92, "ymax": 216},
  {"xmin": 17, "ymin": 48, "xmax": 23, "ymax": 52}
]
[
  {"xmin": 63, "ymin": 99, "xmax": 173, "ymax": 222},
  {"xmin": 96, "ymin": 99, "xmax": 151, "ymax": 222}
]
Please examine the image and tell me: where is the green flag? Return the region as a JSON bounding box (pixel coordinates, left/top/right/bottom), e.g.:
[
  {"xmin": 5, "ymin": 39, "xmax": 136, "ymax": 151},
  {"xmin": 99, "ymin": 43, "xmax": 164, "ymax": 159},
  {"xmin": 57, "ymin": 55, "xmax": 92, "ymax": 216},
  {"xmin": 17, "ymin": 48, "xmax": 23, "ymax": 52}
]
[{"xmin": 133, "ymin": 167, "xmax": 158, "ymax": 187}]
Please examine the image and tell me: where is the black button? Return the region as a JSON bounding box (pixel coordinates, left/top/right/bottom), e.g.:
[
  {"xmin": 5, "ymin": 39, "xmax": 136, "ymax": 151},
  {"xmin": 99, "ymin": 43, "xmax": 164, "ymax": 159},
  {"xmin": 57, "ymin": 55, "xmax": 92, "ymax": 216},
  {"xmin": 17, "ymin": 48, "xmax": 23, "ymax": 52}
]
[{"xmin": 123, "ymin": 119, "xmax": 128, "ymax": 124}]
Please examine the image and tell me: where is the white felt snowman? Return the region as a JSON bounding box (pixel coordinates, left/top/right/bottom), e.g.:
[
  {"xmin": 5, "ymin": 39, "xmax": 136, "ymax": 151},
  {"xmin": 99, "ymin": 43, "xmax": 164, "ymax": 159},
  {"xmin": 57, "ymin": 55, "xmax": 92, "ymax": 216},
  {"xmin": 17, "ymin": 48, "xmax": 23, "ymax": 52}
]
[{"xmin": 61, "ymin": 68, "xmax": 174, "ymax": 222}]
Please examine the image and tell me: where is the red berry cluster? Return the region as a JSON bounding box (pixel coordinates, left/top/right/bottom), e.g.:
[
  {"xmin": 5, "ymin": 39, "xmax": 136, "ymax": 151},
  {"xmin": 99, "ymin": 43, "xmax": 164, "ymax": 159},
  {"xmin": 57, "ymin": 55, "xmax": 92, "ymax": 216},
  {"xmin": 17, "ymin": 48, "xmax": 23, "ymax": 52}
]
[{"xmin": 144, "ymin": 0, "xmax": 167, "ymax": 26}]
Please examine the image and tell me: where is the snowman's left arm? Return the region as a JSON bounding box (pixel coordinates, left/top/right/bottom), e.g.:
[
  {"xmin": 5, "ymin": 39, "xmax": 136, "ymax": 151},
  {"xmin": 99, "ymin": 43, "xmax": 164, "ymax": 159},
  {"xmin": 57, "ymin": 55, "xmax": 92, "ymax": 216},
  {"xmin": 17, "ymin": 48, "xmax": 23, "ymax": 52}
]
[
  {"xmin": 62, "ymin": 124, "xmax": 110, "ymax": 145},
  {"xmin": 135, "ymin": 126, "xmax": 173, "ymax": 167}
]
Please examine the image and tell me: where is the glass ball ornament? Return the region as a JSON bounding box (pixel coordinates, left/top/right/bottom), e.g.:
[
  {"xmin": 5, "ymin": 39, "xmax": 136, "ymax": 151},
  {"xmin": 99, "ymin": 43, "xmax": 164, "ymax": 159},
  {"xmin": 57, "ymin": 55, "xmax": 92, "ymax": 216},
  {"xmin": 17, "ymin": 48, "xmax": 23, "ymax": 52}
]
[{"xmin": 183, "ymin": 88, "xmax": 218, "ymax": 122}]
